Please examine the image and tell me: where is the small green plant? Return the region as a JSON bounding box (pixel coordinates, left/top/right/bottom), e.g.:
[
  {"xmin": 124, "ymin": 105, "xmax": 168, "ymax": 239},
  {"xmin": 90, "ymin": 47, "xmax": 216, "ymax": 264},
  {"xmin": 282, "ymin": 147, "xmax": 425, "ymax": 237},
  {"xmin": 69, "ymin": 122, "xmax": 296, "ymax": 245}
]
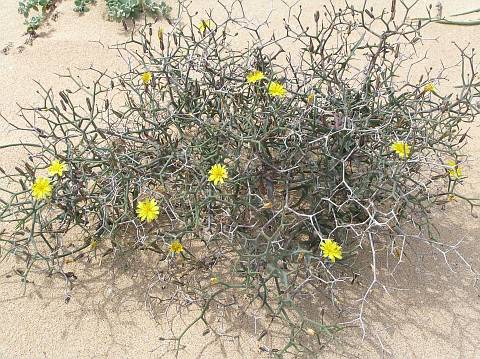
[
  {"xmin": 18, "ymin": 0, "xmax": 52, "ymax": 33},
  {"xmin": 24, "ymin": 14, "xmax": 45, "ymax": 33},
  {"xmin": 73, "ymin": 0, "xmax": 95, "ymax": 13},
  {"xmin": 17, "ymin": 0, "xmax": 170, "ymax": 34},
  {"xmin": 106, "ymin": 0, "xmax": 171, "ymax": 20},
  {"xmin": 18, "ymin": 0, "xmax": 52, "ymax": 17}
]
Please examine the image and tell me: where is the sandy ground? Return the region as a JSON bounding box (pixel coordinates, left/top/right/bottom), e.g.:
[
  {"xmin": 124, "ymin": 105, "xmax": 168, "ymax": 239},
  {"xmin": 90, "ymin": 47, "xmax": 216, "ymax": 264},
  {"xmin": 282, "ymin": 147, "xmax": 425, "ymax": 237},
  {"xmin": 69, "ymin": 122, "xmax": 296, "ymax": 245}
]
[{"xmin": 0, "ymin": 0, "xmax": 479, "ymax": 358}]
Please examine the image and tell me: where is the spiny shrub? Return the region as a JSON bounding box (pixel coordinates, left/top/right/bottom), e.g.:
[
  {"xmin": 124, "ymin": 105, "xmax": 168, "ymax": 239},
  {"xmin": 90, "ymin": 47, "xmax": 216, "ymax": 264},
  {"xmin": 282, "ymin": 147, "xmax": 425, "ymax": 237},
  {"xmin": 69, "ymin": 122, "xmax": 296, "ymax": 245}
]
[{"xmin": 4, "ymin": 0, "xmax": 479, "ymax": 355}]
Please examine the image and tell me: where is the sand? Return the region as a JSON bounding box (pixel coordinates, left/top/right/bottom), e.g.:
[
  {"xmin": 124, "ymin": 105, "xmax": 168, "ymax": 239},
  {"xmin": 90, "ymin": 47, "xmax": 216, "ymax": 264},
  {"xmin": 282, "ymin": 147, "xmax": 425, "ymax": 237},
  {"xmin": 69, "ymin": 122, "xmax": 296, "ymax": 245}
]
[{"xmin": 0, "ymin": 0, "xmax": 479, "ymax": 358}]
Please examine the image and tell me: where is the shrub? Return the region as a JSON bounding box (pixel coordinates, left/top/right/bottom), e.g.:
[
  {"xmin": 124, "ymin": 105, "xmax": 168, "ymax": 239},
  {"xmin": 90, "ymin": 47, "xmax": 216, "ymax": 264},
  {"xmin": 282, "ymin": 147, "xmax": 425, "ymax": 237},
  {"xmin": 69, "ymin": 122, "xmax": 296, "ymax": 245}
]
[{"xmin": 3, "ymin": 1, "xmax": 479, "ymax": 355}]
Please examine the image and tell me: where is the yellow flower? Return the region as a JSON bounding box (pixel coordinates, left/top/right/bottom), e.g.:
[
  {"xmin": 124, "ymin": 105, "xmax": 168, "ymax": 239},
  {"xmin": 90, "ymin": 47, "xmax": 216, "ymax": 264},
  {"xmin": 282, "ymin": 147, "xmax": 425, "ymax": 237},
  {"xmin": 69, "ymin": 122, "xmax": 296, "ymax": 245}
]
[
  {"xmin": 320, "ymin": 239, "xmax": 343, "ymax": 263},
  {"xmin": 208, "ymin": 163, "xmax": 228, "ymax": 186},
  {"xmin": 261, "ymin": 201, "xmax": 273, "ymax": 209},
  {"xmin": 307, "ymin": 92, "xmax": 315, "ymax": 105},
  {"xmin": 423, "ymin": 82, "xmax": 436, "ymax": 93},
  {"xmin": 170, "ymin": 240, "xmax": 184, "ymax": 254},
  {"xmin": 142, "ymin": 71, "xmax": 153, "ymax": 85},
  {"xmin": 268, "ymin": 81, "xmax": 287, "ymax": 97},
  {"xmin": 390, "ymin": 141, "xmax": 411, "ymax": 159},
  {"xmin": 157, "ymin": 27, "xmax": 164, "ymax": 41},
  {"xmin": 48, "ymin": 160, "xmax": 67, "ymax": 177},
  {"xmin": 447, "ymin": 194, "xmax": 457, "ymax": 202},
  {"xmin": 446, "ymin": 160, "xmax": 462, "ymax": 179},
  {"xmin": 246, "ymin": 70, "xmax": 265, "ymax": 84},
  {"xmin": 32, "ymin": 176, "xmax": 52, "ymax": 200},
  {"xmin": 199, "ymin": 19, "xmax": 212, "ymax": 34},
  {"xmin": 210, "ymin": 277, "xmax": 219, "ymax": 285},
  {"xmin": 136, "ymin": 197, "xmax": 160, "ymax": 223},
  {"xmin": 306, "ymin": 328, "xmax": 316, "ymax": 336}
]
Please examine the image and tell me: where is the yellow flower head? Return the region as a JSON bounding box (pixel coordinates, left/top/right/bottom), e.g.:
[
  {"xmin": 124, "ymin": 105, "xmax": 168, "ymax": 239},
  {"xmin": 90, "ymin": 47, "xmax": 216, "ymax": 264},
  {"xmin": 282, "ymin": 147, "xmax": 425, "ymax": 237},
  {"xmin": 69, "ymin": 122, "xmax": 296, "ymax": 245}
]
[
  {"xmin": 157, "ymin": 27, "xmax": 164, "ymax": 41},
  {"xmin": 142, "ymin": 72, "xmax": 153, "ymax": 85},
  {"xmin": 447, "ymin": 194, "xmax": 457, "ymax": 202},
  {"xmin": 199, "ymin": 19, "xmax": 212, "ymax": 34},
  {"xmin": 320, "ymin": 239, "xmax": 343, "ymax": 263},
  {"xmin": 210, "ymin": 277, "xmax": 219, "ymax": 285},
  {"xmin": 390, "ymin": 141, "xmax": 411, "ymax": 159},
  {"xmin": 423, "ymin": 82, "xmax": 436, "ymax": 93},
  {"xmin": 261, "ymin": 201, "xmax": 273, "ymax": 209},
  {"xmin": 268, "ymin": 81, "xmax": 287, "ymax": 98},
  {"xmin": 170, "ymin": 240, "xmax": 184, "ymax": 254},
  {"xmin": 136, "ymin": 197, "xmax": 160, "ymax": 223},
  {"xmin": 208, "ymin": 163, "xmax": 228, "ymax": 186},
  {"xmin": 48, "ymin": 160, "xmax": 67, "ymax": 177},
  {"xmin": 307, "ymin": 92, "xmax": 315, "ymax": 105},
  {"xmin": 32, "ymin": 176, "xmax": 52, "ymax": 200},
  {"xmin": 446, "ymin": 160, "xmax": 462, "ymax": 179},
  {"xmin": 246, "ymin": 70, "xmax": 265, "ymax": 84}
]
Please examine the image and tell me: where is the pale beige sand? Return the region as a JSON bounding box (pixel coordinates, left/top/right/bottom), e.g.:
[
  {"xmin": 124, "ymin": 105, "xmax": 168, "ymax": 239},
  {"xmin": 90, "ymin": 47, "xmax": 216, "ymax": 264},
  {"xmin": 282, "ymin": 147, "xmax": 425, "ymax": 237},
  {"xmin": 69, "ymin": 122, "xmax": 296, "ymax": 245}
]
[{"xmin": 0, "ymin": 0, "xmax": 479, "ymax": 358}]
